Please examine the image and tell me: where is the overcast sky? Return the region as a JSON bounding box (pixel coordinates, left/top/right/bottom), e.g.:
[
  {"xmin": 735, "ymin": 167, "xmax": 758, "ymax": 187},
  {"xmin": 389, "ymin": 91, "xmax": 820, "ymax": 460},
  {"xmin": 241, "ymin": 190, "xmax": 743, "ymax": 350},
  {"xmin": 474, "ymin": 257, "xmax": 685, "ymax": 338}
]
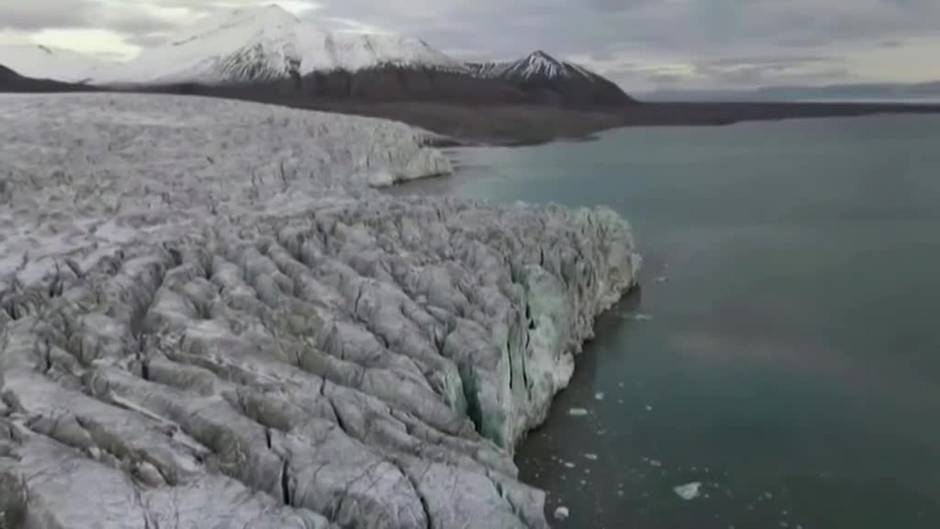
[{"xmin": 1, "ymin": 0, "xmax": 939, "ymax": 91}]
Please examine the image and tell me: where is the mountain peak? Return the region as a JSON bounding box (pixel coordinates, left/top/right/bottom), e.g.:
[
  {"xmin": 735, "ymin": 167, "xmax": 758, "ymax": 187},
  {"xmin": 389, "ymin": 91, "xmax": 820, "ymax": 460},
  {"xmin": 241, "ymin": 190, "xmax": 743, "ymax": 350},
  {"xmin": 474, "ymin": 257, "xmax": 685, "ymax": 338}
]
[
  {"xmin": 528, "ymin": 50, "xmax": 558, "ymax": 62},
  {"xmin": 210, "ymin": 2, "xmax": 301, "ymax": 31},
  {"xmin": 228, "ymin": 3, "xmax": 297, "ymax": 20},
  {"xmin": 467, "ymin": 50, "xmax": 635, "ymax": 106}
]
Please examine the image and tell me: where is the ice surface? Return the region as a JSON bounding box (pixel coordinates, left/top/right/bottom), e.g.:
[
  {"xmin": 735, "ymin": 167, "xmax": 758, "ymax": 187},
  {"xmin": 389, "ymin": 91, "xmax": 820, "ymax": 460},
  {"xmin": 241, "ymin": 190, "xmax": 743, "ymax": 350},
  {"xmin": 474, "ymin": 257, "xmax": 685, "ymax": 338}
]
[
  {"xmin": 0, "ymin": 93, "xmax": 640, "ymax": 528},
  {"xmin": 674, "ymin": 482, "xmax": 703, "ymax": 500}
]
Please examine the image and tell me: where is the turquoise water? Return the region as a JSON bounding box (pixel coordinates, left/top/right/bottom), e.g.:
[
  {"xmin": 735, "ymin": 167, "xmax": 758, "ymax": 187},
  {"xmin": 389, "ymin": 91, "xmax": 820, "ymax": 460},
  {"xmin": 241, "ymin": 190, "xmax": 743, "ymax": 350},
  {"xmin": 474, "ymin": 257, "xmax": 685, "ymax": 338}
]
[{"xmin": 397, "ymin": 115, "xmax": 940, "ymax": 529}]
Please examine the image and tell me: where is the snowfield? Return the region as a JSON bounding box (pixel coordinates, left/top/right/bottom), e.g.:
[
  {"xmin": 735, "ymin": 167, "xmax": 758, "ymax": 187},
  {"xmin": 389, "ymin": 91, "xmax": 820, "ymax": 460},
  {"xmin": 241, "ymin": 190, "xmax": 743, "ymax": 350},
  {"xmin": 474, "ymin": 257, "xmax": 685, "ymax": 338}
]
[{"xmin": 0, "ymin": 94, "xmax": 640, "ymax": 529}]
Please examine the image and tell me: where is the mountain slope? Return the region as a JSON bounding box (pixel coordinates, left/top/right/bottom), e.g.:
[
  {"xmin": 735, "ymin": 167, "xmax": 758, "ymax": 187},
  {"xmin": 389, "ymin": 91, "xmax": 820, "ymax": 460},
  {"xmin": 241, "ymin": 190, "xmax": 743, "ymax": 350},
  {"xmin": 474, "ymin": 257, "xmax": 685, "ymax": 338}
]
[
  {"xmin": 97, "ymin": 5, "xmax": 464, "ymax": 86},
  {"xmin": 0, "ymin": 64, "xmax": 90, "ymax": 92},
  {"xmin": 469, "ymin": 51, "xmax": 635, "ymax": 106},
  {"xmin": 0, "ymin": 44, "xmax": 105, "ymax": 83}
]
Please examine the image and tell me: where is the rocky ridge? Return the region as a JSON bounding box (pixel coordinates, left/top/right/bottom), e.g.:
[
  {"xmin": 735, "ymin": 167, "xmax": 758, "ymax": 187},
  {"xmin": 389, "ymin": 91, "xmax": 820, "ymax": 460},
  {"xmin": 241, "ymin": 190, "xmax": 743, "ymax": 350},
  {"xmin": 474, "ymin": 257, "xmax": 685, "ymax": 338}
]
[
  {"xmin": 0, "ymin": 94, "xmax": 640, "ymax": 528},
  {"xmin": 468, "ymin": 51, "xmax": 635, "ymax": 106}
]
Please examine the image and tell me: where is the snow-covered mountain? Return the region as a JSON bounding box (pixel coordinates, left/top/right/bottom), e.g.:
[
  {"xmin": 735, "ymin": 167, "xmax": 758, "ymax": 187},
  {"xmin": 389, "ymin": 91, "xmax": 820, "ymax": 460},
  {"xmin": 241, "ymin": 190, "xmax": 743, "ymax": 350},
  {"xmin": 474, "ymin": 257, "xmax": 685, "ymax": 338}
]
[
  {"xmin": 96, "ymin": 5, "xmax": 464, "ymax": 85},
  {"xmin": 0, "ymin": 44, "xmax": 106, "ymax": 83},
  {"xmin": 0, "ymin": 7, "xmax": 634, "ymax": 107},
  {"xmin": 470, "ymin": 50, "xmax": 598, "ymax": 82},
  {"xmin": 469, "ymin": 50, "xmax": 634, "ymax": 106}
]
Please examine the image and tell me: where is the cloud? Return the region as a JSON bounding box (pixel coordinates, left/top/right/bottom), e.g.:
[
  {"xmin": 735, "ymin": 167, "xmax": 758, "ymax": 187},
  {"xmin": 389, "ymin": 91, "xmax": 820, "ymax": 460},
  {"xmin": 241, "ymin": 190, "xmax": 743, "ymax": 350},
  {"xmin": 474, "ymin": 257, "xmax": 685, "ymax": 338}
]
[{"xmin": 0, "ymin": 1, "xmax": 95, "ymax": 30}]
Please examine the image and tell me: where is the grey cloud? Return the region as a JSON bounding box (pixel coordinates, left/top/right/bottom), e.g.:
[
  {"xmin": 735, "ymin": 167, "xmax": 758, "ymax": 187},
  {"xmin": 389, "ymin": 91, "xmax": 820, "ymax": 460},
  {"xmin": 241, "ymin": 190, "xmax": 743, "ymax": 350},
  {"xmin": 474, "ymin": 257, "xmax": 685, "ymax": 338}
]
[
  {"xmin": 599, "ymin": 54, "xmax": 851, "ymax": 90},
  {"xmin": 0, "ymin": 0, "xmax": 95, "ymax": 30},
  {"xmin": 0, "ymin": 0, "xmax": 187, "ymax": 33}
]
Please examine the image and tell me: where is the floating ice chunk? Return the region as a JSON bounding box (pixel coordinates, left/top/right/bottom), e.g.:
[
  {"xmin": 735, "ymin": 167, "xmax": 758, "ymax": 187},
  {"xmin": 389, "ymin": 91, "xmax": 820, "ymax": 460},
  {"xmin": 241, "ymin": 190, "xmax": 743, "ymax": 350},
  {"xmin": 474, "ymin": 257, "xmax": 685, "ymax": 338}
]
[
  {"xmin": 594, "ymin": 392, "xmax": 605, "ymax": 401},
  {"xmin": 655, "ymin": 276, "xmax": 669, "ymax": 283},
  {"xmin": 568, "ymin": 408, "xmax": 589, "ymax": 417},
  {"xmin": 554, "ymin": 506, "xmax": 570, "ymax": 521},
  {"xmin": 648, "ymin": 459, "xmax": 662, "ymax": 468},
  {"xmin": 674, "ymin": 482, "xmax": 702, "ymax": 501},
  {"xmin": 584, "ymin": 453, "xmax": 598, "ymax": 461},
  {"xmin": 645, "ymin": 404, "xmax": 654, "ymax": 412},
  {"xmin": 632, "ymin": 313, "xmax": 654, "ymax": 321}
]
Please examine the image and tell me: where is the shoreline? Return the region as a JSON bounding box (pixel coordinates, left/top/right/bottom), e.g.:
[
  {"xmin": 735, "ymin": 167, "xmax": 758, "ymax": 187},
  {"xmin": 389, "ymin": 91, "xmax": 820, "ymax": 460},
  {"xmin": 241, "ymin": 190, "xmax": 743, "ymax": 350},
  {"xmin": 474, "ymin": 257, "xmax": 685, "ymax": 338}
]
[
  {"xmin": 210, "ymin": 96, "xmax": 940, "ymax": 146},
  {"xmin": 6, "ymin": 83, "xmax": 940, "ymax": 146}
]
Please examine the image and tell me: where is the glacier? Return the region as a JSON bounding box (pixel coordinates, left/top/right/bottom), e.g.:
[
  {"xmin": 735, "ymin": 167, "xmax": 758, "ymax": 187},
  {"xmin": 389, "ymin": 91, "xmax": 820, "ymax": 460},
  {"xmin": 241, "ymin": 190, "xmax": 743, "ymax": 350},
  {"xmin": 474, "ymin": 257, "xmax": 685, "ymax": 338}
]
[{"xmin": 0, "ymin": 93, "xmax": 640, "ymax": 529}]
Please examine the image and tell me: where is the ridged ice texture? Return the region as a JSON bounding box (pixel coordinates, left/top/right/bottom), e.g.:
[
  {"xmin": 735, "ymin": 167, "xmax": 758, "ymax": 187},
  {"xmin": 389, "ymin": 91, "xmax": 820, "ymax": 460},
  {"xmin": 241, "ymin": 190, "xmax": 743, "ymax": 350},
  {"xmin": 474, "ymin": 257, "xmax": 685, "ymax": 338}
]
[
  {"xmin": 0, "ymin": 94, "xmax": 639, "ymax": 529},
  {"xmin": 94, "ymin": 5, "xmax": 465, "ymax": 86}
]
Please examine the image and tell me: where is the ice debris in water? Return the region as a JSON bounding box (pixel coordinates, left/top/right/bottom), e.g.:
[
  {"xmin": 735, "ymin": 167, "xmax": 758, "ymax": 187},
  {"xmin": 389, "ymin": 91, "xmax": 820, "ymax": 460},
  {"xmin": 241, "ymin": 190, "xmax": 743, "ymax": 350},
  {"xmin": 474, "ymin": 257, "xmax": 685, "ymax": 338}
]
[
  {"xmin": 554, "ymin": 506, "xmax": 570, "ymax": 521},
  {"xmin": 674, "ymin": 482, "xmax": 703, "ymax": 501},
  {"xmin": 594, "ymin": 392, "xmax": 605, "ymax": 401},
  {"xmin": 569, "ymin": 408, "xmax": 590, "ymax": 416},
  {"xmin": 584, "ymin": 453, "xmax": 599, "ymax": 461}
]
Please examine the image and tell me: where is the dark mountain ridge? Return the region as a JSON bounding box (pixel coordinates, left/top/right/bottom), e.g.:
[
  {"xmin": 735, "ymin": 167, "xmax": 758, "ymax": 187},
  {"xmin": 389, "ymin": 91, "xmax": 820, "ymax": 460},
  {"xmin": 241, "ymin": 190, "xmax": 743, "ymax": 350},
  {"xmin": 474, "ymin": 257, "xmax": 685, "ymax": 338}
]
[
  {"xmin": 0, "ymin": 64, "xmax": 91, "ymax": 93},
  {"xmin": 468, "ymin": 51, "xmax": 635, "ymax": 106}
]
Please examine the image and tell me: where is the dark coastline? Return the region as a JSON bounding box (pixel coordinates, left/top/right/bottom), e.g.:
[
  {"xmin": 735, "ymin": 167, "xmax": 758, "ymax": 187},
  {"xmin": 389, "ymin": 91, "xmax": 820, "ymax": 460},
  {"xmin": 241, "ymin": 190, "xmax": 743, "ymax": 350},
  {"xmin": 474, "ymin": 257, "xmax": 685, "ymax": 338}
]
[
  {"xmin": 4, "ymin": 74, "xmax": 940, "ymax": 145},
  {"xmin": 302, "ymin": 100, "xmax": 940, "ymax": 146}
]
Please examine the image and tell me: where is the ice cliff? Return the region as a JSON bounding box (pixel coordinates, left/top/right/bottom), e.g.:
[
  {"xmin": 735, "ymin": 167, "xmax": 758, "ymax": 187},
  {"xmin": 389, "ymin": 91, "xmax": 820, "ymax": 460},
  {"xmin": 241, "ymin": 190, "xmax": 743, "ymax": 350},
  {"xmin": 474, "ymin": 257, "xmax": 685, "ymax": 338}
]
[{"xmin": 0, "ymin": 94, "xmax": 640, "ymax": 528}]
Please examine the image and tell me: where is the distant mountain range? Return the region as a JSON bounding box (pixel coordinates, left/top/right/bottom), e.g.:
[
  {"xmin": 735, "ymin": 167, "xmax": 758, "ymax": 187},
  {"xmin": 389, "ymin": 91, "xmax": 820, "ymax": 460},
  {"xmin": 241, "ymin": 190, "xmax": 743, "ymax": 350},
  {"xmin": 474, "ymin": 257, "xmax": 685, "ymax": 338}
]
[
  {"xmin": 0, "ymin": 5, "xmax": 633, "ymax": 107},
  {"xmin": 0, "ymin": 64, "xmax": 90, "ymax": 93},
  {"xmin": 0, "ymin": 44, "xmax": 104, "ymax": 84},
  {"xmin": 642, "ymin": 82, "xmax": 940, "ymax": 103}
]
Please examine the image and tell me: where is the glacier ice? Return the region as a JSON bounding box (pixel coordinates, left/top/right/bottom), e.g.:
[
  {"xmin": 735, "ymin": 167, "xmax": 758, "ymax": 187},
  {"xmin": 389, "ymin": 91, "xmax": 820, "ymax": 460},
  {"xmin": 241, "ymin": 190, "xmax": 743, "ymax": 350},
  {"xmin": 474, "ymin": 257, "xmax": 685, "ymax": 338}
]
[
  {"xmin": 0, "ymin": 93, "xmax": 640, "ymax": 528},
  {"xmin": 674, "ymin": 482, "xmax": 703, "ymax": 501}
]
